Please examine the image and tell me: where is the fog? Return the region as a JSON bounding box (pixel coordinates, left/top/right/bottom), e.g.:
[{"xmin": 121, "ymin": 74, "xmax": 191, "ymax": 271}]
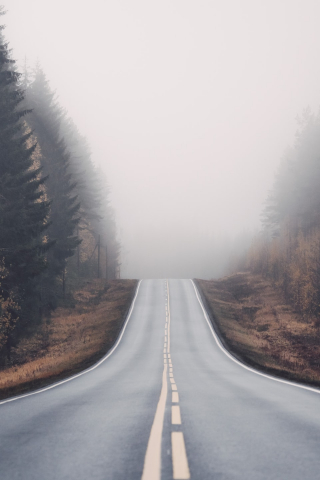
[{"xmin": 3, "ymin": 0, "xmax": 320, "ymax": 278}]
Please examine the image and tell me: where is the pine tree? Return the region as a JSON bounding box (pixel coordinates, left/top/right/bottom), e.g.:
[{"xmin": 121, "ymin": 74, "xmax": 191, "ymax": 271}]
[
  {"xmin": 26, "ymin": 66, "xmax": 80, "ymax": 308},
  {"xmin": 25, "ymin": 65, "xmax": 119, "ymax": 287},
  {"xmin": 247, "ymin": 108, "xmax": 320, "ymax": 317},
  {"xmin": 0, "ymin": 10, "xmax": 51, "ymax": 358},
  {"xmin": 59, "ymin": 116, "xmax": 120, "ymax": 280}
]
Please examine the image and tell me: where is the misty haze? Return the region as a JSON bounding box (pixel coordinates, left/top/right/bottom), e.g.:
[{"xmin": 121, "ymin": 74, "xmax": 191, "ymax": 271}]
[
  {"xmin": 3, "ymin": 0, "xmax": 320, "ymax": 278},
  {"xmin": 2, "ymin": 2, "xmax": 320, "ymax": 480}
]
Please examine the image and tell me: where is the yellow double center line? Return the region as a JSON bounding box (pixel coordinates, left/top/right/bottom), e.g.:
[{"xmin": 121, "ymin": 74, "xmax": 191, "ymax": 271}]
[{"xmin": 141, "ymin": 280, "xmax": 190, "ymax": 480}]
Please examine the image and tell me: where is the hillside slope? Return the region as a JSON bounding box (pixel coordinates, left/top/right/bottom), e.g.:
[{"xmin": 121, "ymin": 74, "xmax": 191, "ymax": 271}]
[
  {"xmin": 196, "ymin": 273, "xmax": 320, "ymax": 387},
  {"xmin": 0, "ymin": 279, "xmax": 138, "ymax": 400}
]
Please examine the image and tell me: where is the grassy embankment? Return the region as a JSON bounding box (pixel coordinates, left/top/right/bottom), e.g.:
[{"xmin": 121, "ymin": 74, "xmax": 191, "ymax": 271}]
[
  {"xmin": 196, "ymin": 273, "xmax": 320, "ymax": 388},
  {"xmin": 0, "ymin": 279, "xmax": 138, "ymax": 400}
]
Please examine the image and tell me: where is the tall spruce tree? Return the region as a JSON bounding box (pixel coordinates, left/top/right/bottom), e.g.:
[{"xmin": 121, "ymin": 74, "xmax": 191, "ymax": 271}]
[
  {"xmin": 59, "ymin": 113, "xmax": 120, "ymax": 279},
  {"xmin": 0, "ymin": 10, "xmax": 51, "ymax": 359},
  {"xmin": 24, "ymin": 64, "xmax": 120, "ymax": 285},
  {"xmin": 26, "ymin": 66, "xmax": 80, "ymax": 308}
]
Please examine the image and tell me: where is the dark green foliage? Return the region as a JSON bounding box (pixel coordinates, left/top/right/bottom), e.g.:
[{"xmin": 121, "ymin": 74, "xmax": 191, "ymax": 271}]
[
  {"xmin": 59, "ymin": 117, "xmax": 102, "ymax": 224},
  {"xmin": 0, "ymin": 11, "xmax": 51, "ymax": 358},
  {"xmin": 0, "ymin": 8, "xmax": 120, "ymax": 363},
  {"xmin": 25, "ymin": 64, "xmax": 120, "ymax": 299},
  {"xmin": 26, "ymin": 67, "xmax": 81, "ymax": 309}
]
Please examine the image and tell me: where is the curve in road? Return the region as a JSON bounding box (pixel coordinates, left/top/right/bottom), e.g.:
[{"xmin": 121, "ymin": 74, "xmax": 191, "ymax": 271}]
[{"xmin": 0, "ymin": 279, "xmax": 319, "ymax": 480}]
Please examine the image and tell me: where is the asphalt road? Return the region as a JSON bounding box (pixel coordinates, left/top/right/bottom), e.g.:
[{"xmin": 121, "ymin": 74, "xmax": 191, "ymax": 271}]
[{"xmin": 0, "ymin": 279, "xmax": 319, "ymax": 479}]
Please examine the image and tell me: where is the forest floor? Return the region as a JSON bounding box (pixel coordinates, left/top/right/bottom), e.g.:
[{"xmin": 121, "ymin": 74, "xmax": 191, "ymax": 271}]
[
  {"xmin": 0, "ymin": 279, "xmax": 138, "ymax": 400},
  {"xmin": 196, "ymin": 273, "xmax": 320, "ymax": 388}
]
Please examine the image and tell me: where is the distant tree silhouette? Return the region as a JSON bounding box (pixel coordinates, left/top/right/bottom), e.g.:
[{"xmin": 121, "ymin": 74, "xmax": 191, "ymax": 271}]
[{"xmin": 247, "ymin": 109, "xmax": 320, "ymax": 317}]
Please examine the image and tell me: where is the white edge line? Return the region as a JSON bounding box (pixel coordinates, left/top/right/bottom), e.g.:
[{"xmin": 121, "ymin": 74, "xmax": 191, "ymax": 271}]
[
  {"xmin": 0, "ymin": 280, "xmax": 143, "ymax": 406},
  {"xmin": 190, "ymin": 279, "xmax": 320, "ymax": 395}
]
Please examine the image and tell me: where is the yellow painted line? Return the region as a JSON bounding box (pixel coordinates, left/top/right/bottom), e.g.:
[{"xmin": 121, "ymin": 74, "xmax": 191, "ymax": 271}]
[
  {"xmin": 172, "ymin": 392, "xmax": 179, "ymax": 403},
  {"xmin": 143, "ymin": 280, "xmax": 190, "ymax": 480},
  {"xmin": 172, "ymin": 405, "xmax": 181, "ymax": 424},
  {"xmin": 141, "ymin": 364, "xmax": 168, "ymax": 480},
  {"xmin": 171, "ymin": 432, "xmax": 190, "ymax": 479}
]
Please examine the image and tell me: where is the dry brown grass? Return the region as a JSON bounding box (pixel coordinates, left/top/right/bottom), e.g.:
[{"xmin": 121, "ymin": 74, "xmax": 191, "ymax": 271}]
[
  {"xmin": 0, "ymin": 279, "xmax": 138, "ymax": 400},
  {"xmin": 196, "ymin": 273, "xmax": 320, "ymax": 387}
]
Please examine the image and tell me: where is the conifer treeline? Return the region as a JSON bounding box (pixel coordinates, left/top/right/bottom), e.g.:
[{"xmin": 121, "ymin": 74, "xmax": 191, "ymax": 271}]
[
  {"xmin": 246, "ymin": 110, "xmax": 320, "ymax": 317},
  {"xmin": 0, "ymin": 10, "xmax": 119, "ymax": 361}
]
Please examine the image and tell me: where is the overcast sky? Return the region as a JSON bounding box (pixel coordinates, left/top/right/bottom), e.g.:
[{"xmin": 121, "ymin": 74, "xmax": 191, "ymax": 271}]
[{"xmin": 2, "ymin": 0, "xmax": 320, "ymax": 277}]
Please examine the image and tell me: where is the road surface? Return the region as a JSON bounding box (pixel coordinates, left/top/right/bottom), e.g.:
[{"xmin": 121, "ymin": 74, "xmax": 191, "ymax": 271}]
[{"xmin": 0, "ymin": 279, "xmax": 319, "ymax": 479}]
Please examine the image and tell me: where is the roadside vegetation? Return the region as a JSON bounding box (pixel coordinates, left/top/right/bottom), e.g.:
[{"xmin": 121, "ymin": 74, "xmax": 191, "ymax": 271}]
[
  {"xmin": 0, "ymin": 279, "xmax": 137, "ymax": 400},
  {"xmin": 246, "ymin": 109, "xmax": 320, "ymax": 319},
  {"xmin": 199, "ymin": 108, "xmax": 320, "ymax": 388},
  {"xmin": 0, "ymin": 8, "xmax": 120, "ymax": 366},
  {"xmin": 197, "ymin": 273, "xmax": 320, "ymax": 387}
]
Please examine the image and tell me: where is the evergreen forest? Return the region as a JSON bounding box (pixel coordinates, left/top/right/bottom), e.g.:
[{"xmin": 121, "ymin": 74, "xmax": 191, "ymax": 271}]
[
  {"xmin": 246, "ymin": 109, "xmax": 320, "ymax": 319},
  {"xmin": 0, "ymin": 9, "xmax": 119, "ymax": 362}
]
